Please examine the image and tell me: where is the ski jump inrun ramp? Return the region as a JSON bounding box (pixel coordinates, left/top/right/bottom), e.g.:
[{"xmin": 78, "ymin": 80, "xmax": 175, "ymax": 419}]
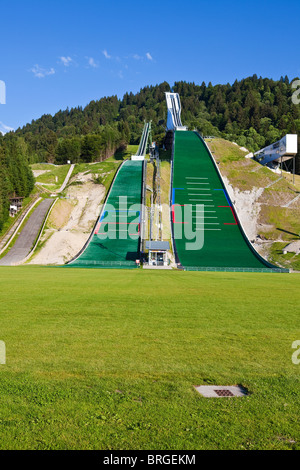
[
  {"xmin": 67, "ymin": 159, "xmax": 143, "ymax": 269},
  {"xmin": 171, "ymin": 130, "xmax": 288, "ymax": 272}
]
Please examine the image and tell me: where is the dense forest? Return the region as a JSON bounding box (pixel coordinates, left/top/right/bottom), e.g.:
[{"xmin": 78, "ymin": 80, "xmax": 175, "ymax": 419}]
[
  {"xmin": 1, "ymin": 75, "xmax": 299, "ymax": 231},
  {"xmin": 0, "ymin": 134, "xmax": 35, "ymax": 232},
  {"xmin": 12, "ymin": 75, "xmax": 300, "ymax": 167}
]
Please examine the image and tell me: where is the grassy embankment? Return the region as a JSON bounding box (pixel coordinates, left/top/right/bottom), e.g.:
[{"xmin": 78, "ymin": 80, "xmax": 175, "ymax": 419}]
[{"xmin": 32, "ymin": 164, "xmax": 71, "ymax": 192}]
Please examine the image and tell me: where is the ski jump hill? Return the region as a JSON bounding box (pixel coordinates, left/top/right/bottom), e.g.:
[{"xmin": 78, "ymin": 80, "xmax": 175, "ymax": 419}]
[
  {"xmin": 3, "ymin": 93, "xmax": 286, "ymax": 272},
  {"xmin": 171, "ymin": 130, "xmax": 287, "ymax": 272},
  {"xmin": 67, "ymin": 159, "xmax": 143, "ymax": 269},
  {"xmin": 65, "ymin": 93, "xmax": 288, "ymax": 272}
]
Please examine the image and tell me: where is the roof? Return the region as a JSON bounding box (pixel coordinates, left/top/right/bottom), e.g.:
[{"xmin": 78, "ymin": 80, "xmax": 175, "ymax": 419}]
[{"xmin": 145, "ymin": 241, "xmax": 170, "ymax": 251}]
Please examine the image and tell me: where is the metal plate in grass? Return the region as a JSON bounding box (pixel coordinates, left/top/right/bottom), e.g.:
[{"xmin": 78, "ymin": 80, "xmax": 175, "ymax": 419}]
[
  {"xmin": 194, "ymin": 385, "xmax": 248, "ymax": 398},
  {"xmin": 214, "ymin": 389, "xmax": 235, "ymax": 397}
]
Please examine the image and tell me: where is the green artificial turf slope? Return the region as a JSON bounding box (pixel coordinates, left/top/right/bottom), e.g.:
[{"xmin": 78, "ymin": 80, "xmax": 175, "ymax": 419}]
[
  {"xmin": 172, "ymin": 131, "xmax": 286, "ymax": 271},
  {"xmin": 69, "ymin": 160, "xmax": 143, "ymax": 268}
]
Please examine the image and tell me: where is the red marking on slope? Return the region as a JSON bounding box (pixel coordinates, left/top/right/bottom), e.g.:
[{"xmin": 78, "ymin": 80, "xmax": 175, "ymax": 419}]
[
  {"xmin": 218, "ymin": 206, "xmax": 238, "ymax": 225},
  {"xmin": 172, "ymin": 204, "xmax": 189, "ymax": 224},
  {"xmin": 228, "ymin": 206, "xmax": 238, "ymax": 224}
]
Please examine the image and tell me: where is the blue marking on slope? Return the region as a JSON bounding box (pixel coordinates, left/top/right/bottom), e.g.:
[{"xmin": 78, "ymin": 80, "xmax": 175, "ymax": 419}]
[{"xmin": 214, "ymin": 189, "xmax": 232, "ymax": 206}]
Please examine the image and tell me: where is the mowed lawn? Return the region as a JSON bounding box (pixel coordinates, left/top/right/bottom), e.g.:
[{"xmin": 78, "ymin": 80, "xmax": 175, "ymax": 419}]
[{"xmin": 0, "ymin": 267, "xmax": 299, "ymax": 450}]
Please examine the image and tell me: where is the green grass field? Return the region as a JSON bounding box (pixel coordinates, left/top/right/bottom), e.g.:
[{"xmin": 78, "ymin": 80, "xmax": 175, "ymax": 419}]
[{"xmin": 0, "ymin": 267, "xmax": 299, "ymax": 450}]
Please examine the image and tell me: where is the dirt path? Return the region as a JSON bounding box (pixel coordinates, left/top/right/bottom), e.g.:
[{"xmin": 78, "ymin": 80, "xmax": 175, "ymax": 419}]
[
  {"xmin": 29, "ymin": 173, "xmax": 105, "ymax": 265},
  {"xmin": 56, "ymin": 164, "xmax": 74, "ymax": 193}
]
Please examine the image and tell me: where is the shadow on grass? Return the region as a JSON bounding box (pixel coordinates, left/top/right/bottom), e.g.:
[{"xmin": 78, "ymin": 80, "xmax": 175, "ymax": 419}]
[{"xmin": 276, "ymin": 228, "xmax": 300, "ymax": 238}]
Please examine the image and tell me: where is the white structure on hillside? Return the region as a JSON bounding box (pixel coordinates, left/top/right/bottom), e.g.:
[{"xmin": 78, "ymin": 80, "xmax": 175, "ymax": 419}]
[
  {"xmin": 165, "ymin": 92, "xmax": 187, "ymax": 131},
  {"xmin": 254, "ymin": 134, "xmax": 298, "ymax": 167}
]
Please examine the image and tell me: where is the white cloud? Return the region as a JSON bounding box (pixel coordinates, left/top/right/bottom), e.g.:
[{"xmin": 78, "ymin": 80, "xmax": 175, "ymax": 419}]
[
  {"xmin": 103, "ymin": 49, "xmax": 111, "ymax": 59},
  {"xmin": 30, "ymin": 64, "xmax": 55, "ymax": 78},
  {"xmin": 59, "ymin": 56, "xmax": 73, "ymax": 66},
  {"xmin": 133, "ymin": 54, "xmax": 143, "ymax": 60},
  {"xmin": 129, "ymin": 52, "xmax": 154, "ymax": 61},
  {"xmin": 0, "ymin": 122, "xmax": 14, "ymax": 135},
  {"xmin": 86, "ymin": 57, "xmax": 99, "ymax": 68}
]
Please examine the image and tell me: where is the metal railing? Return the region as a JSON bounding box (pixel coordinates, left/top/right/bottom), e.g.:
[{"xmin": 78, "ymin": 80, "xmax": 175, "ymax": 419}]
[
  {"xmin": 136, "ymin": 122, "xmax": 150, "ymax": 157},
  {"xmin": 183, "ymin": 266, "xmax": 289, "ymax": 273}
]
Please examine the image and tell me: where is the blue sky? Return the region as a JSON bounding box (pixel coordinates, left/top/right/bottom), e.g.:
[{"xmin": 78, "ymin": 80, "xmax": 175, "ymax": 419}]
[{"xmin": 1, "ymin": 0, "xmax": 300, "ymax": 132}]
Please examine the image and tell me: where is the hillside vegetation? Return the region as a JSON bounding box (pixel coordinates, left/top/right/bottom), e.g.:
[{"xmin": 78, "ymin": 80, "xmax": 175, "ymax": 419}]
[
  {"xmin": 10, "ymin": 76, "xmax": 300, "ymax": 172},
  {"xmin": 0, "ymin": 134, "xmax": 35, "ymax": 233}
]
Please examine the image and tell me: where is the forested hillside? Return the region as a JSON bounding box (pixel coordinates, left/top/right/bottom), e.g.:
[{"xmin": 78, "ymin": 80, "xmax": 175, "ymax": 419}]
[
  {"xmin": 0, "ymin": 134, "xmax": 35, "ymax": 232},
  {"xmin": 8, "ymin": 75, "xmax": 300, "ymax": 172},
  {"xmin": 14, "ymin": 82, "xmax": 171, "ymax": 164},
  {"xmin": 175, "ymin": 76, "xmax": 299, "ymax": 151}
]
